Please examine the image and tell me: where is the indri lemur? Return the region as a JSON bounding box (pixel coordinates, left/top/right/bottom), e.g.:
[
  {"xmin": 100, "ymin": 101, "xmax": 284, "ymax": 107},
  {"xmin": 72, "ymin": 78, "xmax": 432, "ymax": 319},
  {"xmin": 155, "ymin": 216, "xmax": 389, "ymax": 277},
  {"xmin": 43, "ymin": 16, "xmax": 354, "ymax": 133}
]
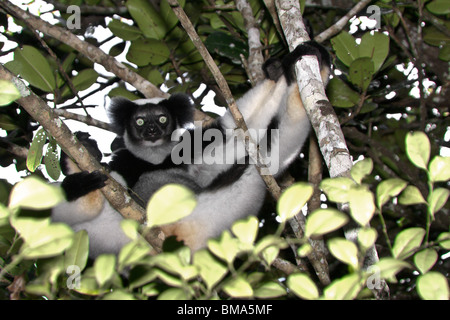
[{"xmin": 52, "ymin": 41, "xmax": 331, "ymax": 253}]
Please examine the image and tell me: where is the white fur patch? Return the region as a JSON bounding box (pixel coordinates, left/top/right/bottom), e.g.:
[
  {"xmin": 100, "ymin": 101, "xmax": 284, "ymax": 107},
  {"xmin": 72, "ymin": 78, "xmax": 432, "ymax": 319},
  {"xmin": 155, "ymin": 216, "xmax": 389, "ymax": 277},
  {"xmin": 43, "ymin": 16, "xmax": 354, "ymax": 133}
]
[
  {"xmin": 124, "ymin": 131, "xmax": 175, "ymax": 164},
  {"xmin": 133, "ymin": 97, "xmax": 166, "ymax": 105}
]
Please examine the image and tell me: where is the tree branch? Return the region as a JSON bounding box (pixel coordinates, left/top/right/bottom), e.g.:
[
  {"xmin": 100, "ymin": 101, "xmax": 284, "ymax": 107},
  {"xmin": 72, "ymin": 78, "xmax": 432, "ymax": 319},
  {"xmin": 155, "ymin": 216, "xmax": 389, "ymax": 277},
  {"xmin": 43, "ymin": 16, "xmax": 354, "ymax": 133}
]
[
  {"xmin": 276, "ymin": 0, "xmax": 353, "ymax": 179},
  {"xmin": 0, "ymin": 1, "xmax": 164, "ymax": 100},
  {"xmin": 51, "ymin": 109, "xmax": 112, "ymax": 131},
  {"xmin": 0, "ymin": 138, "xmax": 29, "ymax": 159},
  {"xmin": 236, "ymin": 0, "xmax": 265, "ymax": 84}
]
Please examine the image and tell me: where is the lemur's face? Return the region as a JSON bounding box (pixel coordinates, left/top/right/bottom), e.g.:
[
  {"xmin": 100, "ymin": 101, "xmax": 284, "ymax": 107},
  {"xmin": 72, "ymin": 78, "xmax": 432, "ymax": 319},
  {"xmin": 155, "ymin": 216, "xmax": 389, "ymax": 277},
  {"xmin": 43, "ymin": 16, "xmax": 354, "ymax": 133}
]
[{"xmin": 126, "ymin": 103, "xmax": 176, "ymax": 145}]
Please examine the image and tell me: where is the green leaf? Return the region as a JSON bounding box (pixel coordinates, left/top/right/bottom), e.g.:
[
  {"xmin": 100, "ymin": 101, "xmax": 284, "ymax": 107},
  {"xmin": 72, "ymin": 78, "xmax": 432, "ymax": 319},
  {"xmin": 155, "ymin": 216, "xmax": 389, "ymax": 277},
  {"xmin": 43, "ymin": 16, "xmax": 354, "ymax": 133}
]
[
  {"xmin": 108, "ymin": 42, "xmax": 126, "ymax": 57},
  {"xmin": 327, "ymin": 77, "xmax": 361, "ymax": 108},
  {"xmin": 103, "ymin": 290, "xmax": 136, "ymax": 300},
  {"xmin": 348, "ymin": 186, "xmax": 376, "ymax": 226},
  {"xmin": 398, "ymin": 185, "xmax": 426, "ymax": 205},
  {"xmin": 327, "ymin": 238, "xmax": 359, "ymax": 270},
  {"xmin": 349, "ymin": 57, "xmax": 374, "ymax": 91},
  {"xmin": 152, "ymin": 251, "xmax": 197, "ymax": 280},
  {"xmin": 357, "ymin": 227, "xmax": 377, "ymax": 252},
  {"xmin": 359, "ymin": 32, "xmax": 390, "ymax": 73},
  {"xmin": 157, "ymin": 288, "xmax": 189, "ymax": 300},
  {"xmin": 414, "ymin": 249, "xmax": 438, "ymax": 274},
  {"xmin": 64, "ymin": 230, "xmax": 89, "ymax": 272},
  {"xmin": 61, "ymin": 69, "xmax": 98, "ymax": 97},
  {"xmin": 146, "ymin": 184, "xmax": 196, "ymax": 228},
  {"xmin": 108, "ymin": 87, "xmax": 141, "ymax": 101},
  {"xmin": 153, "ymin": 269, "xmax": 183, "ymax": 287},
  {"xmin": 375, "ymin": 258, "xmax": 410, "ymax": 283},
  {"xmin": 160, "ymin": 0, "xmax": 185, "ymax": 30},
  {"xmin": 231, "ymin": 216, "xmax": 258, "ymax": 246},
  {"xmin": 108, "ymin": 19, "xmax": 142, "ymax": 41},
  {"xmin": 392, "ymin": 227, "xmax": 426, "ymax": 259},
  {"xmin": 72, "ymin": 268, "xmax": 106, "ymax": 296},
  {"xmin": 428, "ymin": 156, "xmax": 450, "ymax": 182},
  {"xmin": 277, "ymin": 182, "xmax": 313, "ymax": 222},
  {"xmin": 428, "ymin": 188, "xmax": 449, "ymax": 219},
  {"xmin": 0, "ymin": 203, "xmax": 9, "ymax": 220},
  {"xmin": 8, "ymin": 176, "xmax": 65, "ymax": 210},
  {"xmin": 417, "ymin": 272, "xmax": 449, "ymax": 300},
  {"xmin": 193, "ymin": 249, "xmax": 227, "ymax": 290},
  {"xmin": 0, "ymin": 80, "xmax": 21, "ymax": 106},
  {"xmin": 437, "ymin": 232, "xmax": 450, "ymax": 249},
  {"xmin": 426, "ymin": 0, "xmax": 450, "ymax": 15},
  {"xmin": 438, "ymin": 43, "xmax": 450, "ymax": 61},
  {"xmin": 359, "ymin": 100, "xmax": 378, "ymax": 114},
  {"xmin": 305, "ymin": 209, "xmax": 349, "ymax": 238},
  {"xmin": 323, "ymin": 273, "xmax": 363, "ymax": 300},
  {"xmin": 331, "ymin": 31, "xmax": 359, "ymax": 67},
  {"xmin": 120, "ymin": 219, "xmax": 140, "ymax": 241},
  {"xmin": 128, "ymin": 267, "xmax": 158, "ymax": 290},
  {"xmin": 0, "ymin": 114, "xmax": 19, "ymax": 130},
  {"xmin": 261, "ymin": 245, "xmax": 279, "ymax": 266},
  {"xmin": 126, "ymin": 0, "xmax": 166, "ymax": 40},
  {"xmin": 118, "ymin": 240, "xmax": 151, "ymax": 271},
  {"xmin": 405, "ymin": 132, "xmax": 430, "ymax": 170},
  {"xmin": 44, "ymin": 139, "xmax": 61, "ymax": 181},
  {"xmin": 11, "ymin": 217, "xmax": 74, "ymax": 259},
  {"xmin": 6, "ymin": 45, "xmax": 56, "ymax": 92},
  {"xmin": 223, "ymin": 276, "xmax": 253, "ymax": 298},
  {"xmin": 141, "ymin": 283, "xmax": 160, "ymax": 297},
  {"xmin": 141, "ymin": 68, "xmax": 165, "ymax": 86},
  {"xmin": 254, "ymin": 281, "xmax": 286, "ymax": 299},
  {"xmin": 351, "ymin": 158, "xmax": 373, "ymax": 185},
  {"xmin": 27, "ymin": 128, "xmax": 46, "ymax": 172},
  {"xmin": 376, "ymin": 178, "xmax": 407, "ymax": 208},
  {"xmin": 297, "ymin": 243, "xmax": 312, "ymax": 257},
  {"xmin": 25, "ymin": 281, "xmax": 52, "ymax": 298},
  {"xmin": 207, "ymin": 230, "xmax": 239, "ymax": 264},
  {"xmin": 127, "ymin": 39, "xmax": 170, "ymax": 66},
  {"xmin": 205, "ymin": 32, "xmax": 248, "ymax": 63},
  {"xmin": 320, "ymin": 177, "xmax": 356, "ymax": 202},
  {"xmin": 423, "ymin": 26, "xmax": 450, "ymax": 47},
  {"xmin": 94, "ymin": 254, "xmax": 116, "ymax": 287},
  {"xmin": 287, "ymin": 273, "xmax": 319, "ymax": 300},
  {"xmin": 254, "ymin": 235, "xmax": 287, "ymax": 265}
]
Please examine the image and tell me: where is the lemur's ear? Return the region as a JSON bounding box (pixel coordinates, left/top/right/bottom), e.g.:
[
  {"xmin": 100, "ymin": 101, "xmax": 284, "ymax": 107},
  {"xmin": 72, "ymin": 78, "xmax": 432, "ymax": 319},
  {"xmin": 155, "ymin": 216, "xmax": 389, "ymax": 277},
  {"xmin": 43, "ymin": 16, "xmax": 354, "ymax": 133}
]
[
  {"xmin": 107, "ymin": 98, "xmax": 138, "ymax": 135},
  {"xmin": 159, "ymin": 93, "xmax": 195, "ymax": 128}
]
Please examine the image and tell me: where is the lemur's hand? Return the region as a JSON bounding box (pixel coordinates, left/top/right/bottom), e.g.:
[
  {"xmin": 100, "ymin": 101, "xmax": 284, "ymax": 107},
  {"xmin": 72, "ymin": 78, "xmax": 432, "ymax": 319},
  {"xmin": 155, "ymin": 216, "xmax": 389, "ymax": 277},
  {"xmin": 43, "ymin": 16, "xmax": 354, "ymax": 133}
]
[{"xmin": 61, "ymin": 171, "xmax": 108, "ymax": 201}]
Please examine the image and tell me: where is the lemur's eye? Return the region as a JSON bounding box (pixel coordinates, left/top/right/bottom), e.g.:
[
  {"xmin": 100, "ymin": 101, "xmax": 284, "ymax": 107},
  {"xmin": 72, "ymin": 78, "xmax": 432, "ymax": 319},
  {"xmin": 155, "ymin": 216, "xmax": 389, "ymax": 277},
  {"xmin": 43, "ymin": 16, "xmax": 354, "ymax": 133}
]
[
  {"xmin": 136, "ymin": 118, "xmax": 145, "ymax": 126},
  {"xmin": 159, "ymin": 116, "xmax": 168, "ymax": 124}
]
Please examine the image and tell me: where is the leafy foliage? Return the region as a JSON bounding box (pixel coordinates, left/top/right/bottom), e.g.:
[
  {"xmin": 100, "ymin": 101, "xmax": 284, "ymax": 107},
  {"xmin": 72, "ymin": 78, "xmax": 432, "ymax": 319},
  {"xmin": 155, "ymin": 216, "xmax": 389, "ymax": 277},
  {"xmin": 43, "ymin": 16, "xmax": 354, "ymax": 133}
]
[
  {"xmin": 0, "ymin": 0, "xmax": 449, "ymax": 300},
  {"xmin": 0, "ymin": 132, "xmax": 448, "ymax": 300}
]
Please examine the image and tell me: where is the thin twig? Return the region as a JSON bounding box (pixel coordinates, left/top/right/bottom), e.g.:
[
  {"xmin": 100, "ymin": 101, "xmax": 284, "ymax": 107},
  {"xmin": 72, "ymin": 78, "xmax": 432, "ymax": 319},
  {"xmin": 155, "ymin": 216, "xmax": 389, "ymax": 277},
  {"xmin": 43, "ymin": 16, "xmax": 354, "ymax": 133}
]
[
  {"xmin": 52, "ymin": 109, "xmax": 112, "ymax": 131},
  {"xmin": 314, "ymin": 0, "xmax": 372, "ymax": 43},
  {"xmin": 167, "ymin": 0, "xmax": 282, "ymax": 200}
]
